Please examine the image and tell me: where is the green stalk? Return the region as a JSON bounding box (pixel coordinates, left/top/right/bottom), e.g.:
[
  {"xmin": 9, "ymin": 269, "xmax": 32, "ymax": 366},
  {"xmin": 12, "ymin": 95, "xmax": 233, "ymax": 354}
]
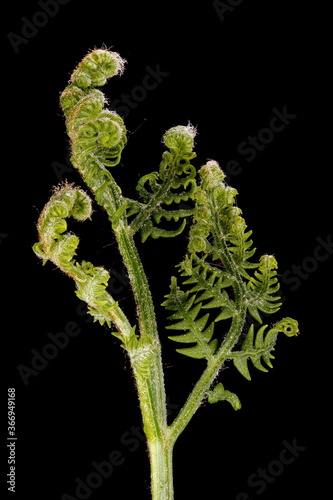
[
  {"xmin": 76, "ymin": 168, "xmax": 173, "ymax": 498},
  {"xmin": 114, "ymin": 222, "xmax": 173, "ymax": 499},
  {"xmin": 168, "ymin": 304, "xmax": 247, "ymax": 447}
]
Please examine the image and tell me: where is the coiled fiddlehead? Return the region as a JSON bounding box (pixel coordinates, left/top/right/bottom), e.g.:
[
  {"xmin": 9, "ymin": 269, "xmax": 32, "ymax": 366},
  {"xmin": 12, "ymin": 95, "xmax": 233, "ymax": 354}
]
[
  {"xmin": 32, "ymin": 183, "xmax": 133, "ymax": 340},
  {"xmin": 59, "ymin": 49, "xmax": 128, "ymax": 228},
  {"xmin": 61, "ymin": 49, "xmax": 127, "ymax": 166}
]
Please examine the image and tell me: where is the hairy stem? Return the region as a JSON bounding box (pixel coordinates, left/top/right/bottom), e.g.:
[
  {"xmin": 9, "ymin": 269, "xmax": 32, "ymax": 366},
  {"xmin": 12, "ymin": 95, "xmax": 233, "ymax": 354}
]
[
  {"xmin": 115, "ymin": 223, "xmax": 172, "ymax": 499},
  {"xmin": 77, "ymin": 169, "xmax": 171, "ymax": 498}
]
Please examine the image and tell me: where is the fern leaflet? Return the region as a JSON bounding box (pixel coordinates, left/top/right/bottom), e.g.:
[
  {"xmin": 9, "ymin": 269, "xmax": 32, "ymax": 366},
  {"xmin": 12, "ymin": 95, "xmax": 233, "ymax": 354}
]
[
  {"xmin": 128, "ymin": 125, "xmax": 197, "ymax": 241},
  {"xmin": 246, "ymin": 254, "xmax": 282, "ymax": 323},
  {"xmin": 162, "ymin": 277, "xmax": 218, "ymax": 360},
  {"xmin": 230, "ymin": 318, "xmax": 299, "ymax": 380}
]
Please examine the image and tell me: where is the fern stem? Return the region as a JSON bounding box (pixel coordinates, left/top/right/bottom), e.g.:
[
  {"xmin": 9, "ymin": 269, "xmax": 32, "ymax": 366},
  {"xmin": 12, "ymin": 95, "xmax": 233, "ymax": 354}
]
[
  {"xmin": 77, "ymin": 171, "xmax": 171, "ymax": 497},
  {"xmin": 147, "ymin": 437, "xmax": 174, "ymax": 500},
  {"xmin": 114, "ymin": 223, "xmax": 172, "ymax": 499},
  {"xmin": 113, "ymin": 222, "xmax": 158, "ymax": 338}
]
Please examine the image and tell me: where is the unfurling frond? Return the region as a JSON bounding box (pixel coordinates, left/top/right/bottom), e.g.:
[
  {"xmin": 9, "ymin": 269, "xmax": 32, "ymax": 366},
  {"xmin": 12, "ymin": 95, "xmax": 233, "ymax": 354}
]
[
  {"xmin": 32, "ymin": 184, "xmax": 132, "ymax": 339},
  {"xmin": 33, "ymin": 49, "xmax": 299, "ymax": 494},
  {"xmin": 128, "ymin": 125, "xmax": 197, "ymax": 241},
  {"xmin": 188, "ymin": 160, "xmax": 256, "ymax": 274},
  {"xmin": 231, "ymin": 318, "xmax": 299, "ymax": 380},
  {"xmin": 164, "ymin": 159, "xmax": 298, "ymax": 384},
  {"xmin": 61, "ymin": 49, "xmax": 127, "ymax": 169}
]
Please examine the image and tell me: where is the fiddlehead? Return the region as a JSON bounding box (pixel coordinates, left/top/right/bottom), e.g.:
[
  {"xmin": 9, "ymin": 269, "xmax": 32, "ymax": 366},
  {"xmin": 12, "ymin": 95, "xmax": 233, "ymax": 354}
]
[
  {"xmin": 32, "ymin": 183, "xmax": 133, "ymax": 340},
  {"xmin": 60, "ymin": 49, "xmax": 128, "ymax": 227},
  {"xmin": 61, "ymin": 49, "xmax": 127, "ymax": 167}
]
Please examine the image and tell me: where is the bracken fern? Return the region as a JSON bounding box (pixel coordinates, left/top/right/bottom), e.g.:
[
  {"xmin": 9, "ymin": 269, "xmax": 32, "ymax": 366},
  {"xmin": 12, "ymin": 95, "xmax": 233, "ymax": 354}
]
[{"xmin": 33, "ymin": 48, "xmax": 299, "ymax": 500}]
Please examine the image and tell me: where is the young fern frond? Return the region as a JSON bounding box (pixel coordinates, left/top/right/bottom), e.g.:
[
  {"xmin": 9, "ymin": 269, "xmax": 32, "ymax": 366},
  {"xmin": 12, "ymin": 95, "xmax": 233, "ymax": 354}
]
[
  {"xmin": 128, "ymin": 125, "xmax": 197, "ymax": 242},
  {"xmin": 32, "ymin": 183, "xmax": 133, "ymax": 341},
  {"xmin": 33, "ymin": 48, "xmax": 299, "ymax": 500},
  {"xmin": 59, "ymin": 49, "xmax": 129, "ymax": 234},
  {"xmin": 207, "ymin": 382, "xmax": 242, "ymax": 410}
]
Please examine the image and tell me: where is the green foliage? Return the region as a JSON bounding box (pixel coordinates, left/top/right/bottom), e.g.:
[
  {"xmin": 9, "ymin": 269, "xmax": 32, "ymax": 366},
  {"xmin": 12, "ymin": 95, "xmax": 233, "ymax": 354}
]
[
  {"xmin": 162, "ymin": 256, "xmax": 235, "ymax": 359},
  {"xmin": 162, "ymin": 276, "xmax": 219, "ymax": 360},
  {"xmin": 162, "ymin": 159, "xmax": 291, "ymax": 367},
  {"xmin": 246, "ymin": 254, "xmax": 282, "ymax": 323}
]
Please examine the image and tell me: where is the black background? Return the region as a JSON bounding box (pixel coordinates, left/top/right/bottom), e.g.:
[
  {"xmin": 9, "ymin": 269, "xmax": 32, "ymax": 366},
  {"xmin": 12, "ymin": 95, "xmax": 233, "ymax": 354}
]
[{"xmin": 2, "ymin": 1, "xmax": 329, "ymax": 499}]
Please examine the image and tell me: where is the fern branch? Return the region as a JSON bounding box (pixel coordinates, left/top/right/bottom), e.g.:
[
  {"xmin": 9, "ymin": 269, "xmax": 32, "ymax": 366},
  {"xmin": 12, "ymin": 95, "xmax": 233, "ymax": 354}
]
[
  {"xmin": 128, "ymin": 125, "xmax": 197, "ymax": 241},
  {"xmin": 166, "ymin": 160, "xmax": 299, "ymax": 445}
]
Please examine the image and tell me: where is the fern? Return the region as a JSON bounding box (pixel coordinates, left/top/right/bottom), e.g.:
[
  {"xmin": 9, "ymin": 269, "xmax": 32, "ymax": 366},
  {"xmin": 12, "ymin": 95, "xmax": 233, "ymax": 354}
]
[
  {"xmin": 163, "ymin": 160, "xmax": 289, "ymax": 364},
  {"xmin": 162, "ymin": 256, "xmax": 235, "ymax": 359},
  {"xmin": 33, "ymin": 48, "xmax": 299, "ymax": 500}
]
